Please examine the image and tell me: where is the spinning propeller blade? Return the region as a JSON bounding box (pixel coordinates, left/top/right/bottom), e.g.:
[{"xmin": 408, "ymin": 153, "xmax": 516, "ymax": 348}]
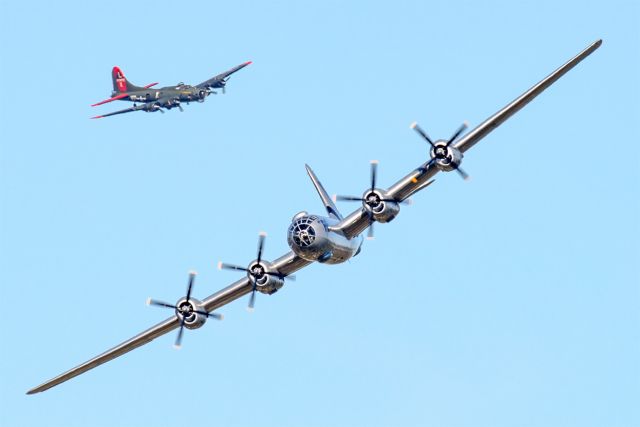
[
  {"xmin": 411, "ymin": 121, "xmax": 470, "ymax": 180},
  {"xmin": 218, "ymin": 232, "xmax": 294, "ymax": 311},
  {"xmin": 147, "ymin": 271, "xmax": 222, "ymax": 348}
]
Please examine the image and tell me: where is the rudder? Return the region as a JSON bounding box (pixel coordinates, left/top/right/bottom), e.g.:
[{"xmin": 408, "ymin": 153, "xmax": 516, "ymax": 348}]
[{"xmin": 112, "ymin": 66, "xmax": 142, "ymax": 93}]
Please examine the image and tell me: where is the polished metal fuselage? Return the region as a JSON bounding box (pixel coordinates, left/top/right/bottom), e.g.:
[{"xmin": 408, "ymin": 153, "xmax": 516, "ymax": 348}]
[{"xmin": 287, "ymin": 212, "xmax": 363, "ymax": 264}]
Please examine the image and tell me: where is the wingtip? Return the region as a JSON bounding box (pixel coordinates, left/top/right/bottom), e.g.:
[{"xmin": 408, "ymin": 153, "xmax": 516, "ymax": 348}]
[
  {"xmin": 217, "ymin": 261, "xmax": 223, "ymax": 270},
  {"xmin": 26, "ymin": 389, "xmax": 37, "ymax": 395},
  {"xmin": 259, "ymin": 231, "xmax": 267, "ymax": 237},
  {"xmin": 90, "ymin": 116, "xmax": 103, "ymax": 119},
  {"xmin": 189, "ymin": 270, "xmax": 198, "ymax": 276},
  {"xmin": 173, "ymin": 344, "xmax": 182, "ymax": 350},
  {"xmin": 370, "ymin": 159, "xmax": 379, "ymax": 165},
  {"xmin": 146, "ymin": 297, "xmax": 151, "ymax": 306},
  {"xmin": 244, "ymin": 60, "xmax": 253, "ymax": 65},
  {"xmin": 409, "ymin": 121, "xmax": 417, "ymax": 129},
  {"xmin": 304, "ymin": 163, "xmax": 315, "ymax": 175}
]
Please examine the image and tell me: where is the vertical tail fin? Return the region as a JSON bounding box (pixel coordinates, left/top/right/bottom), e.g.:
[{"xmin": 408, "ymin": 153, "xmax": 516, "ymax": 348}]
[
  {"xmin": 305, "ymin": 164, "xmax": 343, "ymax": 220},
  {"xmin": 111, "ymin": 66, "xmax": 143, "ymax": 93}
]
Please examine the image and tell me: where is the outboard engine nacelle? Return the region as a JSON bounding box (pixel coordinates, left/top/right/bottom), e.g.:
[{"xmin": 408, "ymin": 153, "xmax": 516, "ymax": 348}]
[{"xmin": 174, "ymin": 297, "xmax": 208, "ymax": 330}]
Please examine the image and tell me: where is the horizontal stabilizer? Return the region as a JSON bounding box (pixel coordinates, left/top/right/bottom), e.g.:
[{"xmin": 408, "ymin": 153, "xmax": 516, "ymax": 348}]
[{"xmin": 91, "ymin": 93, "xmax": 129, "ymax": 107}]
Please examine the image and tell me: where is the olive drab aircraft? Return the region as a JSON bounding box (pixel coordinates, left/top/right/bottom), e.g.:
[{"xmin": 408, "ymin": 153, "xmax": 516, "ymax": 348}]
[
  {"xmin": 28, "ymin": 40, "xmax": 601, "ymax": 394},
  {"xmin": 90, "ymin": 61, "xmax": 251, "ymax": 118}
]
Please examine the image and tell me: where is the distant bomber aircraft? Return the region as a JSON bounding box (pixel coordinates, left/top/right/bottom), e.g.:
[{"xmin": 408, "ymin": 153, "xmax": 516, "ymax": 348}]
[{"xmin": 90, "ymin": 61, "xmax": 251, "ymax": 118}]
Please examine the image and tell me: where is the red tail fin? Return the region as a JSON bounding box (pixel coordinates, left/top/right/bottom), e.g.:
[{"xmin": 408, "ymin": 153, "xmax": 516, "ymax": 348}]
[{"xmin": 112, "ymin": 66, "xmax": 130, "ymax": 93}]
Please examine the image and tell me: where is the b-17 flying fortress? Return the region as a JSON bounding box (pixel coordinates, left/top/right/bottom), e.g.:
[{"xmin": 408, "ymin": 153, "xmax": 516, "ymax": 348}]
[
  {"xmin": 90, "ymin": 61, "xmax": 251, "ymax": 118},
  {"xmin": 28, "ymin": 39, "xmax": 602, "ymax": 394}
]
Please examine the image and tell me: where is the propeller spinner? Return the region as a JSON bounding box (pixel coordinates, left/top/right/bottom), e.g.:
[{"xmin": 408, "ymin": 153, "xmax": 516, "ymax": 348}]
[
  {"xmin": 218, "ymin": 232, "xmax": 295, "ymax": 311},
  {"xmin": 146, "ymin": 271, "xmax": 222, "ymax": 349},
  {"xmin": 334, "ymin": 160, "xmax": 419, "ymax": 239},
  {"xmin": 410, "ymin": 121, "xmax": 470, "ymax": 180}
]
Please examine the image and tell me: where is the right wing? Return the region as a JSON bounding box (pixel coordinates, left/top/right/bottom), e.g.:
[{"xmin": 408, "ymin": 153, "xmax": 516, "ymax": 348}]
[
  {"xmin": 28, "ymin": 277, "xmax": 251, "ymax": 394},
  {"xmin": 91, "ymin": 101, "xmax": 162, "ymax": 119},
  {"xmin": 27, "ymin": 251, "xmax": 311, "ymax": 394},
  {"xmin": 27, "ymin": 316, "xmax": 180, "ymax": 394},
  {"xmin": 27, "ymin": 252, "xmax": 311, "ymax": 394}
]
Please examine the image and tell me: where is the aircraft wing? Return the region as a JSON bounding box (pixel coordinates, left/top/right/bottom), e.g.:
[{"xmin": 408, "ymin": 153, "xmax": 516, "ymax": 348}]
[
  {"xmin": 334, "ymin": 39, "xmax": 602, "ymax": 239},
  {"xmin": 91, "ymin": 101, "xmax": 162, "ymax": 119},
  {"xmin": 27, "ymin": 252, "xmax": 311, "ymax": 394},
  {"xmin": 196, "ymin": 61, "xmax": 252, "ymax": 89},
  {"xmin": 27, "ymin": 316, "xmax": 180, "ymax": 394}
]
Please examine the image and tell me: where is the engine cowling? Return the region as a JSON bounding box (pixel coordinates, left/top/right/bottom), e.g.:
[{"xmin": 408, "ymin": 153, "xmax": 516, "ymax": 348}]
[
  {"xmin": 360, "ymin": 188, "xmax": 400, "ymax": 223},
  {"xmin": 431, "ymin": 140, "xmax": 464, "ymax": 172},
  {"xmin": 174, "ymin": 297, "xmax": 207, "ymax": 330},
  {"xmin": 247, "ymin": 260, "xmax": 284, "ymax": 295}
]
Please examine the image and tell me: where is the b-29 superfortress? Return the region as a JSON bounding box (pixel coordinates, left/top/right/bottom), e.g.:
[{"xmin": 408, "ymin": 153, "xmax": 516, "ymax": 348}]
[{"xmin": 28, "ymin": 39, "xmax": 602, "ymax": 394}]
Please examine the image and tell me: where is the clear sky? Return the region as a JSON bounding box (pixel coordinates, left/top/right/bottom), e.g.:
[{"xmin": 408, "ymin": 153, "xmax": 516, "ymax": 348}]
[{"xmin": 1, "ymin": 1, "xmax": 638, "ymax": 426}]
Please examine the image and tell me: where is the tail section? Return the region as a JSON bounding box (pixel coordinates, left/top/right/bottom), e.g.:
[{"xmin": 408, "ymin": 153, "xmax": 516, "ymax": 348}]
[
  {"xmin": 111, "ymin": 66, "xmax": 143, "ymax": 93},
  {"xmin": 305, "ymin": 164, "xmax": 343, "ymax": 220}
]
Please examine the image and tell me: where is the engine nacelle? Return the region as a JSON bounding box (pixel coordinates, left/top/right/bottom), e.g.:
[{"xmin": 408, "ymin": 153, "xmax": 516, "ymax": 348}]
[
  {"xmin": 431, "ymin": 140, "xmax": 464, "ymax": 172},
  {"xmin": 287, "ymin": 212, "xmax": 362, "ymax": 264},
  {"xmin": 174, "ymin": 297, "xmax": 207, "ymax": 330},
  {"xmin": 360, "ymin": 188, "xmax": 400, "ymax": 223},
  {"xmin": 247, "ymin": 260, "xmax": 284, "ymax": 295}
]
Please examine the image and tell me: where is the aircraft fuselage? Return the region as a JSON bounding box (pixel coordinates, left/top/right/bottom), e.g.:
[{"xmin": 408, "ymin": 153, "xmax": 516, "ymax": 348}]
[{"xmin": 287, "ymin": 212, "xmax": 363, "ymax": 264}]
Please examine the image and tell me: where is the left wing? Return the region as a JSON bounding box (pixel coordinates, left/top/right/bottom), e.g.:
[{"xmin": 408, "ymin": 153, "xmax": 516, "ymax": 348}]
[
  {"xmin": 196, "ymin": 61, "xmax": 252, "ymax": 89},
  {"xmin": 334, "ymin": 39, "xmax": 602, "ymax": 239}
]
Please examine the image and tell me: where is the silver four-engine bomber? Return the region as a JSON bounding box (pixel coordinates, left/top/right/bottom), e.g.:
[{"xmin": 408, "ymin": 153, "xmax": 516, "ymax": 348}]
[{"xmin": 27, "ymin": 39, "xmax": 602, "ymax": 395}]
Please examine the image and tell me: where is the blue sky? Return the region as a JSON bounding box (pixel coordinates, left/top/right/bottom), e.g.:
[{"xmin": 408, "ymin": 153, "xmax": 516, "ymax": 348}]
[{"xmin": 1, "ymin": 1, "xmax": 638, "ymax": 426}]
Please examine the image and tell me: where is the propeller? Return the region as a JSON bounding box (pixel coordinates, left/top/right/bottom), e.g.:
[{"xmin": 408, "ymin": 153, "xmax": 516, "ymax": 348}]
[
  {"xmin": 410, "ymin": 121, "xmax": 469, "ymax": 180},
  {"xmin": 146, "ymin": 271, "xmax": 222, "ymax": 349},
  {"xmin": 334, "ymin": 160, "xmax": 415, "ymax": 240},
  {"xmin": 178, "ymin": 103, "xmax": 184, "ymax": 112},
  {"xmin": 221, "ymin": 76, "xmax": 231, "ymax": 94},
  {"xmin": 218, "ymin": 232, "xmax": 295, "ymax": 311}
]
